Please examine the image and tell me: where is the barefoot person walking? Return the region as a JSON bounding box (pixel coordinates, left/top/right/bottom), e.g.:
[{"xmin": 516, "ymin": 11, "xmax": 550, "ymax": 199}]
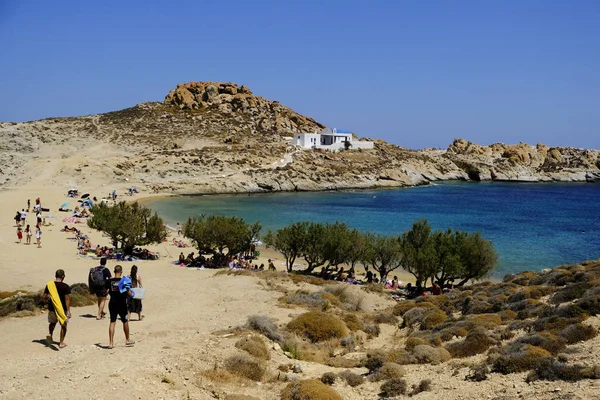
[
  {"xmin": 89, "ymin": 257, "xmax": 111, "ymax": 320},
  {"xmin": 42, "ymin": 269, "xmax": 71, "ymax": 349},
  {"xmin": 106, "ymin": 265, "xmax": 134, "ymax": 348}
]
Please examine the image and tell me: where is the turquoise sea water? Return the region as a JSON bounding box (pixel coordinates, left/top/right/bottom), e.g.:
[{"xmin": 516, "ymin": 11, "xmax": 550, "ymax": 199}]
[{"xmin": 145, "ymin": 182, "xmax": 600, "ymax": 277}]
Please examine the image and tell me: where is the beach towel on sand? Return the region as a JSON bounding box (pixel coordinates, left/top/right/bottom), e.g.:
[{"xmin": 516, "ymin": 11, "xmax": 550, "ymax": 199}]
[{"xmin": 47, "ymin": 281, "xmax": 68, "ymax": 326}]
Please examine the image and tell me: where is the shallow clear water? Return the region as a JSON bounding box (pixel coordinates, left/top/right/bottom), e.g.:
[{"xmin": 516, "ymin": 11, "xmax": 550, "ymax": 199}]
[{"xmin": 145, "ymin": 182, "xmax": 600, "ymax": 277}]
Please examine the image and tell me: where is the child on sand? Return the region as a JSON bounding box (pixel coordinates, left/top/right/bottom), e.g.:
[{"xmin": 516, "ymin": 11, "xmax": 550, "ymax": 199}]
[
  {"xmin": 25, "ymin": 224, "xmax": 32, "ymax": 245},
  {"xmin": 35, "ymin": 226, "xmax": 42, "ymax": 248},
  {"xmin": 17, "ymin": 227, "xmax": 23, "ymax": 243}
]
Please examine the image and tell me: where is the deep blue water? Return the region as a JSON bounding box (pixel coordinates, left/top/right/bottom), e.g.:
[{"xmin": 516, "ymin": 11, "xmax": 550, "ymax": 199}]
[{"xmin": 145, "ymin": 182, "xmax": 600, "ymax": 277}]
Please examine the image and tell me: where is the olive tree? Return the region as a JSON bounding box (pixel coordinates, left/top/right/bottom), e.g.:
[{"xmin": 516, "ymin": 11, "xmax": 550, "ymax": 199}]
[
  {"xmin": 263, "ymin": 222, "xmax": 308, "ymax": 272},
  {"xmin": 457, "ymin": 232, "xmax": 498, "ymax": 286},
  {"xmin": 183, "ymin": 215, "xmax": 260, "ymax": 265},
  {"xmin": 87, "ymin": 201, "xmax": 167, "ymax": 255},
  {"xmin": 363, "ymin": 233, "xmax": 403, "ymax": 282},
  {"xmin": 398, "ymin": 219, "xmax": 436, "ymax": 285}
]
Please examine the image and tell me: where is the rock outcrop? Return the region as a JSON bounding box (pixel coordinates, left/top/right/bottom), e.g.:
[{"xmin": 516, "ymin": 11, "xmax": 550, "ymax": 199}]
[{"xmin": 0, "ymin": 82, "xmax": 598, "ymax": 191}]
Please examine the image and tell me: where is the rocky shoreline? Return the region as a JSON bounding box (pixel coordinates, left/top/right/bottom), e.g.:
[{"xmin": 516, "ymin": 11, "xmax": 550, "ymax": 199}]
[{"xmin": 0, "ymin": 81, "xmax": 598, "ymax": 194}]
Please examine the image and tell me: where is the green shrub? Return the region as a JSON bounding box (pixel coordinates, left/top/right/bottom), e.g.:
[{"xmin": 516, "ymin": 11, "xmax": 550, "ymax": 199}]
[
  {"xmin": 559, "ymin": 323, "xmax": 598, "ymax": 344},
  {"xmin": 223, "ymin": 354, "xmax": 266, "ymax": 381},
  {"xmin": 337, "ymin": 370, "xmax": 364, "ymax": 387},
  {"xmin": 235, "ymin": 335, "xmax": 270, "ymax": 360},
  {"xmin": 287, "ymin": 311, "xmax": 347, "ymax": 342},
  {"xmin": 380, "ymin": 378, "xmax": 407, "ymax": 398},
  {"xmin": 0, "ymin": 293, "xmax": 42, "ymax": 317},
  {"xmin": 281, "ymin": 379, "xmax": 344, "ymax": 400},
  {"xmin": 445, "ymin": 328, "xmax": 498, "ymax": 358}
]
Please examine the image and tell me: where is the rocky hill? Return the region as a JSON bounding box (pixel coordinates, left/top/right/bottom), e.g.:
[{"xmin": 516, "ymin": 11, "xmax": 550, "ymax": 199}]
[{"xmin": 0, "ymin": 81, "xmax": 599, "ymax": 192}]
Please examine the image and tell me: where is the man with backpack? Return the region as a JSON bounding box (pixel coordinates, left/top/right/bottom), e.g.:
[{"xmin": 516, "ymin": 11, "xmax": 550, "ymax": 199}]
[{"xmin": 89, "ymin": 257, "xmax": 111, "ymax": 320}]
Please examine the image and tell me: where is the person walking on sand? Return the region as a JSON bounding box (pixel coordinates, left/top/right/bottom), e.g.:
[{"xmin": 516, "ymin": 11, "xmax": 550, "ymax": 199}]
[
  {"xmin": 127, "ymin": 265, "xmax": 144, "ymax": 321},
  {"xmin": 42, "ymin": 269, "xmax": 71, "ymax": 349},
  {"xmin": 89, "ymin": 257, "xmax": 111, "ymax": 320},
  {"xmin": 14, "ymin": 211, "xmax": 21, "ymax": 227},
  {"xmin": 16, "ymin": 227, "xmax": 23, "ymax": 243},
  {"xmin": 27, "ymin": 199, "xmax": 30, "ymax": 212},
  {"xmin": 177, "ymin": 222, "xmax": 182, "ymax": 237},
  {"xmin": 35, "ymin": 225, "xmax": 42, "ymax": 247},
  {"xmin": 25, "ymin": 224, "xmax": 32, "ymax": 245},
  {"xmin": 106, "ymin": 265, "xmax": 134, "ymax": 348}
]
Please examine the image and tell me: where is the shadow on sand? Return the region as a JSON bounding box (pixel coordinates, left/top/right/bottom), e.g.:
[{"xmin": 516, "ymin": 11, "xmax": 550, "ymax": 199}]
[
  {"xmin": 32, "ymin": 339, "xmax": 58, "ymax": 352},
  {"xmin": 79, "ymin": 314, "xmax": 97, "ymax": 319}
]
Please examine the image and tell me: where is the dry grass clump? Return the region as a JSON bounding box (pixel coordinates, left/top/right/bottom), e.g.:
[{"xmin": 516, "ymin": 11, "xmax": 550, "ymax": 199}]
[
  {"xmin": 526, "ymin": 359, "xmax": 600, "ymax": 382},
  {"xmin": 515, "ymin": 333, "xmax": 566, "ymax": 355},
  {"xmin": 421, "ymin": 308, "xmax": 447, "ymax": 330},
  {"xmin": 460, "ymin": 297, "xmax": 495, "ymax": 315},
  {"xmin": 386, "ymin": 348, "xmax": 415, "ymax": 365},
  {"xmin": 461, "ymin": 313, "xmax": 502, "ymax": 330},
  {"xmin": 287, "ymin": 311, "xmax": 347, "ymax": 342},
  {"xmin": 363, "ymin": 351, "xmax": 387, "ymax": 372},
  {"xmin": 436, "ymin": 325, "xmax": 469, "ymax": 342},
  {"xmin": 363, "ymin": 324, "xmax": 381, "ymax": 338},
  {"xmin": 405, "ymin": 337, "xmax": 429, "ymax": 351},
  {"xmin": 445, "ymin": 328, "xmax": 498, "ymax": 358},
  {"xmin": 498, "ymin": 309, "xmax": 517, "ymax": 321},
  {"xmin": 402, "ymin": 307, "xmax": 429, "ymax": 328},
  {"xmin": 369, "ymin": 362, "xmax": 405, "ymax": 382},
  {"xmin": 246, "ymin": 315, "xmax": 283, "ymax": 343},
  {"xmin": 506, "ymin": 286, "xmax": 554, "ymax": 303},
  {"xmin": 550, "ymin": 282, "xmax": 592, "ymax": 304},
  {"xmin": 69, "ymin": 283, "xmax": 98, "ymax": 307},
  {"xmin": 320, "ymin": 372, "xmax": 336, "ymax": 385},
  {"xmin": 235, "ymin": 335, "xmax": 270, "ymax": 360},
  {"xmin": 223, "ymin": 353, "xmax": 266, "ymax": 381},
  {"xmin": 337, "ymin": 370, "xmax": 364, "ymax": 387},
  {"xmin": 281, "ymin": 379, "xmax": 344, "ymax": 400},
  {"xmin": 411, "ymin": 344, "xmax": 451, "ymax": 365},
  {"xmin": 380, "ymin": 378, "xmax": 407, "ymax": 398},
  {"xmin": 491, "ymin": 344, "xmax": 552, "ymax": 374},
  {"xmin": 531, "ymin": 316, "xmax": 584, "ymax": 333},
  {"xmin": 559, "ymin": 323, "xmax": 598, "ymax": 344},
  {"xmin": 201, "ymin": 367, "xmax": 237, "ymax": 384},
  {"xmin": 574, "ymin": 287, "xmax": 600, "ymax": 316}
]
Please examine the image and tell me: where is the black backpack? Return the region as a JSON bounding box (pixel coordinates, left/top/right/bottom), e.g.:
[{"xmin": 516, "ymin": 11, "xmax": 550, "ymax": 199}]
[{"xmin": 90, "ymin": 267, "xmax": 106, "ymax": 290}]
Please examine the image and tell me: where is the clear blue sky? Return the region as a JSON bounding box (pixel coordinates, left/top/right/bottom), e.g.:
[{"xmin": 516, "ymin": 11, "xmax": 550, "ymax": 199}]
[{"xmin": 1, "ymin": 0, "xmax": 598, "ymax": 149}]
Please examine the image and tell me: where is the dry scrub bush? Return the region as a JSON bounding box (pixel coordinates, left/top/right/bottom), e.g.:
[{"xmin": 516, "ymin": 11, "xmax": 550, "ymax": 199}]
[
  {"xmin": 0, "ymin": 293, "xmax": 41, "ymax": 317},
  {"xmin": 363, "ymin": 351, "xmax": 387, "ymax": 372},
  {"xmin": 224, "ymin": 395, "xmax": 260, "ymax": 400},
  {"xmin": 324, "ymin": 285, "xmax": 364, "ymax": 310},
  {"xmin": 421, "ymin": 308, "xmax": 447, "ymax": 330},
  {"xmin": 491, "ymin": 344, "xmax": 552, "ymax": 374},
  {"xmin": 235, "ymin": 335, "xmax": 270, "ymax": 360},
  {"xmin": 531, "ymin": 316, "xmax": 584, "ymax": 333},
  {"xmin": 515, "ymin": 333, "xmax": 566, "ymax": 355},
  {"xmin": 559, "ymin": 323, "xmax": 598, "ymax": 344},
  {"xmin": 507, "ymin": 286, "xmax": 554, "ymax": 303},
  {"xmin": 461, "ymin": 298, "xmax": 494, "ymax": 315},
  {"xmin": 201, "ymin": 367, "xmax": 237, "ymax": 384},
  {"xmin": 369, "ymin": 362, "xmax": 405, "ymax": 382},
  {"xmin": 374, "ymin": 313, "xmax": 399, "ymax": 325},
  {"xmin": 281, "ymin": 379, "xmax": 344, "ymax": 400},
  {"xmin": 393, "ymin": 300, "xmax": 433, "ymax": 316},
  {"xmin": 462, "ymin": 313, "xmax": 502, "ymax": 330},
  {"xmin": 412, "ymin": 344, "xmax": 451, "ymax": 365},
  {"xmin": 326, "ymin": 356, "xmax": 361, "ymax": 369},
  {"xmin": 410, "ymin": 379, "xmax": 432, "ymax": 395},
  {"xmin": 498, "ymin": 309, "xmax": 517, "ymax": 322},
  {"xmin": 445, "ymin": 328, "xmax": 498, "ymax": 358},
  {"xmin": 380, "ymin": 378, "xmax": 407, "ymax": 398},
  {"xmin": 436, "ymin": 325, "xmax": 469, "ymax": 342},
  {"xmin": 337, "ymin": 370, "xmax": 364, "ymax": 387},
  {"xmin": 386, "ymin": 348, "xmax": 415, "ymax": 365},
  {"xmin": 402, "ymin": 307, "xmax": 428, "ymax": 328},
  {"xmin": 289, "ymin": 273, "xmax": 328, "ymax": 286},
  {"xmin": 283, "ymin": 290, "xmax": 326, "ymax": 309},
  {"xmin": 224, "ymin": 354, "xmax": 266, "ymax": 381},
  {"xmin": 363, "ymin": 283, "xmax": 385, "ymax": 294},
  {"xmin": 575, "ymin": 287, "xmax": 600, "ymax": 316},
  {"xmin": 69, "ymin": 283, "xmax": 97, "ymax": 307},
  {"xmin": 550, "ymin": 282, "xmax": 592, "ymax": 304},
  {"xmin": 287, "ymin": 311, "xmax": 347, "ymax": 343},
  {"xmin": 526, "ymin": 359, "xmax": 600, "ymax": 382},
  {"xmin": 363, "ymin": 324, "xmax": 381, "ymax": 338},
  {"xmin": 342, "ymin": 313, "xmax": 362, "ymax": 331},
  {"xmin": 247, "ymin": 315, "xmax": 283, "ymax": 343},
  {"xmin": 405, "ymin": 337, "xmax": 429, "ymax": 351},
  {"xmin": 466, "ymin": 364, "xmax": 489, "ymax": 381},
  {"xmin": 320, "ymin": 372, "xmax": 336, "ymax": 385}
]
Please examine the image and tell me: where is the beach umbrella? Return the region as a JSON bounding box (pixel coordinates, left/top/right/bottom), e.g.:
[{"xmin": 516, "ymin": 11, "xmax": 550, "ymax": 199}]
[
  {"xmin": 81, "ymin": 193, "xmax": 90, "ymax": 199},
  {"xmin": 60, "ymin": 202, "xmax": 70, "ymax": 209}
]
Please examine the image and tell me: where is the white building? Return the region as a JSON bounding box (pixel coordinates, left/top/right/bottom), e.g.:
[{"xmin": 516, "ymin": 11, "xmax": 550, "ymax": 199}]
[{"xmin": 292, "ymin": 128, "xmax": 374, "ymax": 151}]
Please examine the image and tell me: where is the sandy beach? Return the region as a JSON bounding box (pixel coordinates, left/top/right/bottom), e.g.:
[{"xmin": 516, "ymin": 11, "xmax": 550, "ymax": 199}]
[{"xmin": 2, "ymin": 176, "xmax": 599, "ymax": 400}]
